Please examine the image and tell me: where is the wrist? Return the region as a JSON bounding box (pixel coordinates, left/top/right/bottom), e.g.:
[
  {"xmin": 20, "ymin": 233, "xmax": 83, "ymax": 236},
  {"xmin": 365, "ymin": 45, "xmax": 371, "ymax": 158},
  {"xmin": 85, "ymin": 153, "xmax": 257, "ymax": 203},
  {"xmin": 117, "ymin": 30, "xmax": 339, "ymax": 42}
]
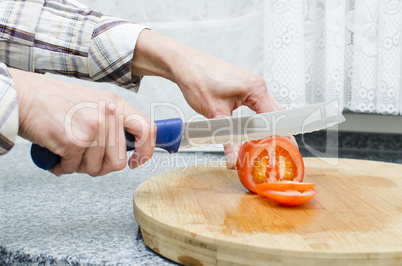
[
  {"xmin": 131, "ymin": 30, "xmax": 179, "ymax": 83},
  {"xmin": 7, "ymin": 68, "xmax": 32, "ymax": 139},
  {"xmin": 131, "ymin": 30, "xmax": 215, "ymax": 93}
]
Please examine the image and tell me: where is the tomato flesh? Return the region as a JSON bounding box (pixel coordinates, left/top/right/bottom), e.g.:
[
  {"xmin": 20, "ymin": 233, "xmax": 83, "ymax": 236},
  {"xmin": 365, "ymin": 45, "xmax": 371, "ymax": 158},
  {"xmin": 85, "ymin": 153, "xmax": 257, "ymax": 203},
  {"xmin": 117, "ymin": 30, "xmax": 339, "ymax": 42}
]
[
  {"xmin": 272, "ymin": 146, "xmax": 299, "ymax": 181},
  {"xmin": 237, "ymin": 136, "xmax": 304, "ymax": 193},
  {"xmin": 254, "ymin": 181, "xmax": 316, "ymax": 194},
  {"xmin": 251, "ymin": 147, "xmax": 299, "ymax": 184},
  {"xmin": 259, "ymin": 189, "xmax": 318, "ymax": 206}
]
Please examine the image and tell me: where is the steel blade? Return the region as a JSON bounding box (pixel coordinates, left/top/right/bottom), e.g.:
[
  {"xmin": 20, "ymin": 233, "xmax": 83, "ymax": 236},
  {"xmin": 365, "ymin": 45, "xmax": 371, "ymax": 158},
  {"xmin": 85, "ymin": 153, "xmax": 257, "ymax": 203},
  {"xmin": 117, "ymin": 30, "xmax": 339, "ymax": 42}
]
[{"xmin": 179, "ymin": 101, "xmax": 345, "ymax": 149}]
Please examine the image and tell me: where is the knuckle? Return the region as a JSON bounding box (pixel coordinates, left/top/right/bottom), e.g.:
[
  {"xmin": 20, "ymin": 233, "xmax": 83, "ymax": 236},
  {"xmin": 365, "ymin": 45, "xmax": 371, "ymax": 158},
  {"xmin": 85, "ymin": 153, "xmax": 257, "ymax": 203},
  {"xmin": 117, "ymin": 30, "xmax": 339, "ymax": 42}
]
[
  {"xmin": 61, "ymin": 166, "xmax": 75, "ymax": 175},
  {"xmin": 88, "ymin": 170, "xmax": 101, "ymax": 177},
  {"xmin": 86, "ymin": 119, "xmax": 101, "ymax": 134},
  {"xmin": 207, "ymin": 106, "xmax": 228, "ymax": 119},
  {"xmin": 110, "ymin": 159, "xmax": 126, "ymax": 172},
  {"xmin": 249, "ymin": 75, "xmax": 266, "ymax": 89},
  {"xmin": 86, "ymin": 165, "xmax": 103, "ymax": 177},
  {"xmin": 104, "ymin": 92, "xmax": 122, "ymax": 115}
]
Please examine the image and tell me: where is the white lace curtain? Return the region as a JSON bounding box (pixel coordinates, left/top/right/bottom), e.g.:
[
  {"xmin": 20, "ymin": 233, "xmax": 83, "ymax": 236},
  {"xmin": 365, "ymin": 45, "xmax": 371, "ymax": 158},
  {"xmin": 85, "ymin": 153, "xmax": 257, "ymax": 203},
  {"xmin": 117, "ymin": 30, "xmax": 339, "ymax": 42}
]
[
  {"xmin": 264, "ymin": 0, "xmax": 402, "ymax": 115},
  {"xmin": 80, "ymin": 0, "xmax": 402, "ymax": 116}
]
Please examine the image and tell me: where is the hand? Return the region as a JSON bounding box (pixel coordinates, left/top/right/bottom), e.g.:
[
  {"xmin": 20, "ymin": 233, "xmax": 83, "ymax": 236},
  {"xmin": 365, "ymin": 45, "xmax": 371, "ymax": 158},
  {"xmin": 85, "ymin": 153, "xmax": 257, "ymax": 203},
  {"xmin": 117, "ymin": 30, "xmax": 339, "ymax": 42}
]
[
  {"xmin": 131, "ymin": 30, "xmax": 296, "ymax": 169},
  {"xmin": 175, "ymin": 55, "xmax": 299, "ymax": 169},
  {"xmin": 9, "ymin": 68, "xmax": 156, "ymax": 176},
  {"xmin": 173, "ymin": 53, "xmax": 286, "ymax": 169}
]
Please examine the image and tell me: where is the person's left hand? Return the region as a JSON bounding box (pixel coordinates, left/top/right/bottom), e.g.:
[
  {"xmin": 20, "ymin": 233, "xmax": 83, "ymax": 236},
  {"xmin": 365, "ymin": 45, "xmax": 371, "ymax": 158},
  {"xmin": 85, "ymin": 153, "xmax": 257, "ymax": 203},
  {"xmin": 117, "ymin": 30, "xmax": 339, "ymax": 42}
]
[{"xmin": 10, "ymin": 68, "xmax": 156, "ymax": 176}]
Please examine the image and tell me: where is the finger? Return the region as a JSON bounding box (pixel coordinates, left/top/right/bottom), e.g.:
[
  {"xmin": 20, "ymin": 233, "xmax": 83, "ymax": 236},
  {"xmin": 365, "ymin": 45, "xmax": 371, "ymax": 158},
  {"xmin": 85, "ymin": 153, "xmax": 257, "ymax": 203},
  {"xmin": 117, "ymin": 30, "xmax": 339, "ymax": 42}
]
[
  {"xmin": 49, "ymin": 147, "xmax": 84, "ymax": 176},
  {"xmin": 95, "ymin": 114, "xmax": 128, "ymax": 176},
  {"xmin": 91, "ymin": 101, "xmax": 128, "ymax": 176},
  {"xmin": 243, "ymin": 78, "xmax": 283, "ymax": 114},
  {"xmin": 212, "ymin": 114, "xmax": 241, "ymax": 170},
  {"xmin": 124, "ymin": 108, "xmax": 156, "ymax": 169},
  {"xmin": 77, "ymin": 143, "xmax": 106, "ymax": 176},
  {"xmin": 249, "ymin": 91, "xmax": 283, "ymax": 113},
  {"xmin": 224, "ymin": 142, "xmax": 242, "ymax": 169}
]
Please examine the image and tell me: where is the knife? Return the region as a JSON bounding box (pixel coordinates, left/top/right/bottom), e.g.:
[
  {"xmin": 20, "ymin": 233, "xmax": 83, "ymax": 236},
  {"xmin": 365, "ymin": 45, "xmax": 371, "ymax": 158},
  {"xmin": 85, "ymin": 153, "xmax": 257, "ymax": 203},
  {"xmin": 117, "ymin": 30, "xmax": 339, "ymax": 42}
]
[{"xmin": 31, "ymin": 101, "xmax": 345, "ymax": 170}]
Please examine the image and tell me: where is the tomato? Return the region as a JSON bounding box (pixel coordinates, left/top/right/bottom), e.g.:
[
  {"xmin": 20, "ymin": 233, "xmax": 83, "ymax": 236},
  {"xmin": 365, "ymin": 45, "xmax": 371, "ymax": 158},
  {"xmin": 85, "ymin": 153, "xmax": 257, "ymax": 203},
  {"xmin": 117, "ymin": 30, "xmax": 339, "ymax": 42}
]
[
  {"xmin": 237, "ymin": 137, "xmax": 317, "ymax": 206},
  {"xmin": 254, "ymin": 181, "xmax": 316, "ymax": 194},
  {"xmin": 237, "ymin": 136, "xmax": 304, "ymax": 193},
  {"xmin": 259, "ymin": 189, "xmax": 318, "ymax": 206}
]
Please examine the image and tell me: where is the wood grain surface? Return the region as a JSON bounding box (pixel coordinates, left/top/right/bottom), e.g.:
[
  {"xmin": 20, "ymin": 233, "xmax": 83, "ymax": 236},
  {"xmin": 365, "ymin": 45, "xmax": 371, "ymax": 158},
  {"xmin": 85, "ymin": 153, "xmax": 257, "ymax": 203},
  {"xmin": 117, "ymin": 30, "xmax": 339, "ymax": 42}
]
[{"xmin": 133, "ymin": 158, "xmax": 402, "ymax": 265}]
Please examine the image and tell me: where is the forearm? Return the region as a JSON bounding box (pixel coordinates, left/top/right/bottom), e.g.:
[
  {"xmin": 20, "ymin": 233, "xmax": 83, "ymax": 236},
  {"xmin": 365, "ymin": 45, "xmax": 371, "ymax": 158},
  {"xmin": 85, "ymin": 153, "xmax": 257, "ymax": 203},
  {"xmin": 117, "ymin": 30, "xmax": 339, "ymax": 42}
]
[
  {"xmin": 131, "ymin": 30, "xmax": 224, "ymax": 87},
  {"xmin": 131, "ymin": 30, "xmax": 234, "ymax": 93}
]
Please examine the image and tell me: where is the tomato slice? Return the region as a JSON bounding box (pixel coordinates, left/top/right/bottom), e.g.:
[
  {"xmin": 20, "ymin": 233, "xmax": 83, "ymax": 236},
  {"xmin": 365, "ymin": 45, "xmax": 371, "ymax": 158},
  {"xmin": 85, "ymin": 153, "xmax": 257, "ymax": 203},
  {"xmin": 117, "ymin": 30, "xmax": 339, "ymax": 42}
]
[
  {"xmin": 260, "ymin": 189, "xmax": 318, "ymax": 206},
  {"xmin": 237, "ymin": 136, "xmax": 304, "ymax": 193},
  {"xmin": 254, "ymin": 181, "xmax": 316, "ymax": 194}
]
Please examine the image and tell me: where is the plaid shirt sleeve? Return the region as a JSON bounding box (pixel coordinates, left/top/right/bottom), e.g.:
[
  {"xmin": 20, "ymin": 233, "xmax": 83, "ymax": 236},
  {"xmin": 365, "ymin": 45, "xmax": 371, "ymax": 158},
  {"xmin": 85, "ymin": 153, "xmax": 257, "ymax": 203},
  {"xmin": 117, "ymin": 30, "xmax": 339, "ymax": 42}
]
[
  {"xmin": 0, "ymin": 63, "xmax": 18, "ymax": 155},
  {"xmin": 0, "ymin": 0, "xmax": 146, "ymax": 155},
  {"xmin": 0, "ymin": 0, "xmax": 146, "ymax": 91}
]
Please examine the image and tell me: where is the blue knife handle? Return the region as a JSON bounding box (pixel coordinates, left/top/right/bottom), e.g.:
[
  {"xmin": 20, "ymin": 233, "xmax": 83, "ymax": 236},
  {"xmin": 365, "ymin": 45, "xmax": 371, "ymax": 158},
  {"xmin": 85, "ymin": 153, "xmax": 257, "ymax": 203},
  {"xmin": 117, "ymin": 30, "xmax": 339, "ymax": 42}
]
[{"xmin": 31, "ymin": 118, "xmax": 183, "ymax": 170}]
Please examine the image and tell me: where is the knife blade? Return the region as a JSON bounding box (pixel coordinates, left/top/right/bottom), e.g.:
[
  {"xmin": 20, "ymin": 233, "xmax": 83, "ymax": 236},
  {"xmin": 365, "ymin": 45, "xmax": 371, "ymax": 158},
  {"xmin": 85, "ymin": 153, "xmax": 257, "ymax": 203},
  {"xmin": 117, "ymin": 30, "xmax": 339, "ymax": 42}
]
[
  {"xmin": 31, "ymin": 100, "xmax": 345, "ymax": 170},
  {"xmin": 179, "ymin": 100, "xmax": 344, "ymax": 148}
]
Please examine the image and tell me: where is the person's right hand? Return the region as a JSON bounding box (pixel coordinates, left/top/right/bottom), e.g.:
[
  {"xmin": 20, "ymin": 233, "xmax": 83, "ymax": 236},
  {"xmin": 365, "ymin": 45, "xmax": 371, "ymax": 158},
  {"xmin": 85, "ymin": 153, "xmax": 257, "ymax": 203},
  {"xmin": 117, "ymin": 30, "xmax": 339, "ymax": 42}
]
[
  {"xmin": 131, "ymin": 30, "xmax": 297, "ymax": 169},
  {"xmin": 8, "ymin": 68, "xmax": 156, "ymax": 176}
]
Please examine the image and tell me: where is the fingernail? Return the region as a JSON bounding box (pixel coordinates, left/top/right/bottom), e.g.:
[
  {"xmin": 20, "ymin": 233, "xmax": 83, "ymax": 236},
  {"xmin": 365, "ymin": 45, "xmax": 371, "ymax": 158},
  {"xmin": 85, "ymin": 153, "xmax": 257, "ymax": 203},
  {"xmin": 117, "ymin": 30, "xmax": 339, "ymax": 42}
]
[{"xmin": 129, "ymin": 152, "xmax": 140, "ymax": 169}]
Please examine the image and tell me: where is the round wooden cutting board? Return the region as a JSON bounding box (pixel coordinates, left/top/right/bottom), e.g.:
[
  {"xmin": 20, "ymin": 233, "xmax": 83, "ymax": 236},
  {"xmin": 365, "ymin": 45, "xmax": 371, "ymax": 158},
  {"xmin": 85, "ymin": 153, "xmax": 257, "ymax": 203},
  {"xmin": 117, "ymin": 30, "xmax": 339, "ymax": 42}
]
[{"xmin": 133, "ymin": 158, "xmax": 402, "ymax": 265}]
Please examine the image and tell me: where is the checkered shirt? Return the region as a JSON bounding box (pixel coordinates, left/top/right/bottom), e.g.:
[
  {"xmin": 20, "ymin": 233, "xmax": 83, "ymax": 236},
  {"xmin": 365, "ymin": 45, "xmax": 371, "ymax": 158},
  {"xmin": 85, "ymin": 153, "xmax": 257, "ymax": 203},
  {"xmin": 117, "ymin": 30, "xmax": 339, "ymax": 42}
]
[{"xmin": 0, "ymin": 0, "xmax": 146, "ymax": 154}]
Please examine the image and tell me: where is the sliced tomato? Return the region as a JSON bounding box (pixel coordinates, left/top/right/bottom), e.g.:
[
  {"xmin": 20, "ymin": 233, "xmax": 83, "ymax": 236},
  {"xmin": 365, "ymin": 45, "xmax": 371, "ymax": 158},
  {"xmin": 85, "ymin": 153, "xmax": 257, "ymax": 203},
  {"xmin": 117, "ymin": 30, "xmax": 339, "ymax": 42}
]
[
  {"xmin": 260, "ymin": 189, "xmax": 318, "ymax": 206},
  {"xmin": 254, "ymin": 181, "xmax": 316, "ymax": 194},
  {"xmin": 237, "ymin": 136, "xmax": 304, "ymax": 193}
]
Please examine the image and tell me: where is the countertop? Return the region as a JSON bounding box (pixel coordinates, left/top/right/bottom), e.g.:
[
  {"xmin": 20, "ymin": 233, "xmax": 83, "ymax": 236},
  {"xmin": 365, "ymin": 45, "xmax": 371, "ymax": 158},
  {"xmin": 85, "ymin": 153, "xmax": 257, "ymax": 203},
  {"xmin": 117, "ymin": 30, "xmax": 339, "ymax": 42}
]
[
  {"xmin": 1, "ymin": 131, "xmax": 401, "ymax": 265},
  {"xmin": 0, "ymin": 143, "xmax": 210, "ymax": 265}
]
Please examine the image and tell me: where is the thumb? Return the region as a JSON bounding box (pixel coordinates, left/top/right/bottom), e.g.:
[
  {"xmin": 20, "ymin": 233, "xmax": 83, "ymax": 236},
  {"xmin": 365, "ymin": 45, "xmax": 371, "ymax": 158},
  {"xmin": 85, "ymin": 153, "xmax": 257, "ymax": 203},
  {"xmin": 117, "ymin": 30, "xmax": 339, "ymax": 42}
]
[
  {"xmin": 213, "ymin": 113, "xmax": 240, "ymax": 170},
  {"xmin": 223, "ymin": 142, "xmax": 241, "ymax": 170}
]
